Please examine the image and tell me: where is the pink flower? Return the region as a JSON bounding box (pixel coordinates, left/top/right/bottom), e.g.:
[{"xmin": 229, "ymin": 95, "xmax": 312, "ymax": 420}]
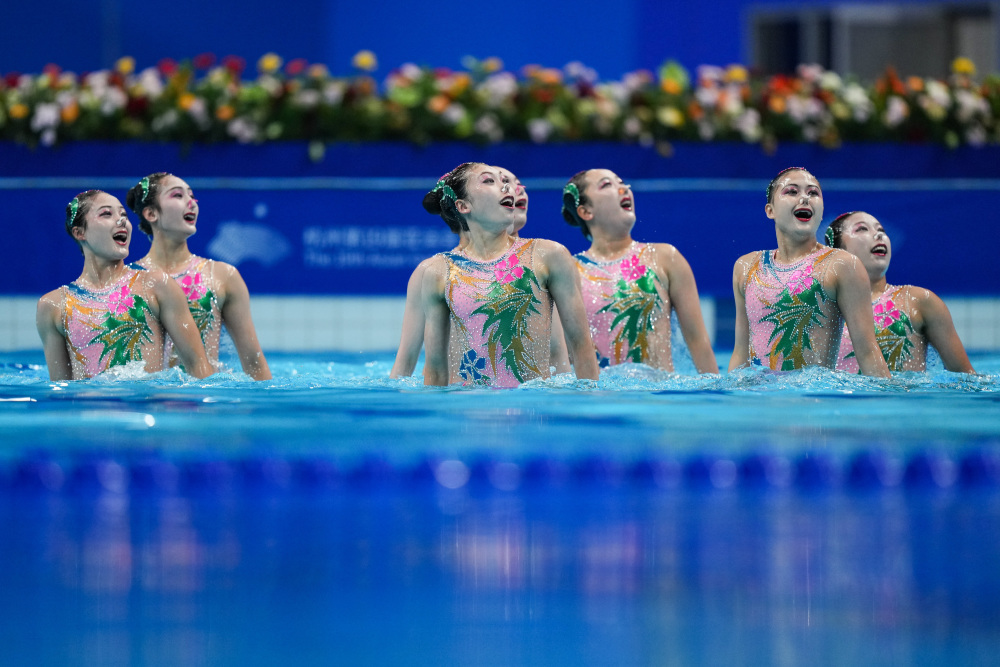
[
  {"xmin": 787, "ymin": 265, "xmax": 814, "ymax": 295},
  {"xmin": 181, "ymin": 273, "xmax": 205, "ymax": 300},
  {"xmin": 494, "ymin": 254, "xmax": 524, "ymax": 284},
  {"xmin": 108, "ymin": 285, "xmax": 134, "ymax": 316},
  {"xmin": 874, "ymin": 299, "xmax": 902, "ymax": 328},
  {"xmin": 620, "ymin": 254, "xmax": 647, "ymax": 282}
]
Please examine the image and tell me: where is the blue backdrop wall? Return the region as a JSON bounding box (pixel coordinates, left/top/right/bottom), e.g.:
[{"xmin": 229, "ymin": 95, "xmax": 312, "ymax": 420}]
[{"xmin": 2, "ymin": 141, "xmax": 998, "ymax": 298}]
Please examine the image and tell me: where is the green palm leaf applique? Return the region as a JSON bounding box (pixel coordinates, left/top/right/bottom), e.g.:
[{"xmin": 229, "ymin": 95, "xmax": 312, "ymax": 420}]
[
  {"xmin": 875, "ymin": 312, "xmax": 915, "ymax": 370},
  {"xmin": 759, "ymin": 281, "xmax": 828, "ymax": 371},
  {"xmin": 90, "ymin": 295, "xmax": 154, "ymax": 368},
  {"xmin": 471, "ymin": 269, "xmax": 541, "ymax": 384},
  {"xmin": 597, "ymin": 270, "xmax": 661, "ymax": 363},
  {"xmin": 188, "ymin": 289, "xmax": 216, "ymax": 343}
]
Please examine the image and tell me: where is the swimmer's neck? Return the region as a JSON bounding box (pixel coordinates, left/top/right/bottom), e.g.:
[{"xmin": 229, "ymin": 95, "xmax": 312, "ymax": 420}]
[
  {"xmin": 587, "ymin": 233, "xmax": 634, "ymax": 261},
  {"xmin": 870, "ymin": 275, "xmax": 889, "ymax": 299},
  {"xmin": 773, "ymin": 235, "xmax": 822, "ymax": 264},
  {"xmin": 462, "ymin": 228, "xmax": 514, "ymax": 262},
  {"xmin": 144, "ymin": 236, "xmax": 195, "ymax": 274},
  {"xmin": 77, "ymin": 256, "xmax": 127, "ymax": 289}
]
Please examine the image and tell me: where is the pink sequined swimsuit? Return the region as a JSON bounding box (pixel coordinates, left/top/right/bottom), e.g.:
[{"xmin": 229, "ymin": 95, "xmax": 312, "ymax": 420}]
[
  {"xmin": 61, "ymin": 266, "xmax": 164, "ymax": 379},
  {"xmin": 743, "ymin": 247, "xmax": 843, "ymax": 370},
  {"xmin": 837, "ymin": 284, "xmax": 925, "ymax": 373},
  {"xmin": 140, "ymin": 255, "xmax": 222, "ymax": 368},
  {"xmin": 444, "ymin": 238, "xmax": 553, "ymax": 387},
  {"xmin": 575, "ymin": 242, "xmax": 673, "ymax": 370}
]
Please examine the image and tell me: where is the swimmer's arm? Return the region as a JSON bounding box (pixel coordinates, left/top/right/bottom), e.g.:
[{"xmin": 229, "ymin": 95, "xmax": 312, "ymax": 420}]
[
  {"xmin": 836, "ymin": 257, "xmax": 891, "ymax": 378},
  {"xmin": 219, "ymin": 265, "xmax": 271, "ymax": 380},
  {"xmin": 548, "ymin": 305, "xmax": 572, "ymax": 374},
  {"xmin": 36, "ymin": 291, "xmax": 72, "ymax": 381},
  {"xmin": 153, "ymin": 276, "xmax": 216, "ymax": 379},
  {"xmin": 914, "ymin": 289, "xmax": 976, "ymax": 374},
  {"xmin": 660, "ymin": 245, "xmax": 718, "ymax": 374},
  {"xmin": 544, "ymin": 245, "xmax": 598, "ymax": 381},
  {"xmin": 390, "ymin": 262, "xmax": 429, "ymax": 378},
  {"xmin": 728, "ymin": 256, "xmax": 751, "ymax": 372},
  {"xmin": 421, "ymin": 259, "xmax": 451, "ymax": 386}
]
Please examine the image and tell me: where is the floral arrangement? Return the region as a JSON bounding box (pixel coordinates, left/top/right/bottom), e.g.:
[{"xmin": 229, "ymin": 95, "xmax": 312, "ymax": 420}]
[{"xmin": 2, "ymin": 51, "xmax": 998, "ymax": 156}]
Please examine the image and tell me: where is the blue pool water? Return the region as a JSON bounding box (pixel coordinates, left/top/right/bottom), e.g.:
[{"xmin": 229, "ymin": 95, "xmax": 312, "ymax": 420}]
[{"xmin": 1, "ymin": 350, "xmax": 999, "ymax": 666}]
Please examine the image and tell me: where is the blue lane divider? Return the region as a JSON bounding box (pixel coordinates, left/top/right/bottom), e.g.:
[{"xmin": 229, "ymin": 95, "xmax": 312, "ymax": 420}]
[{"xmin": 2, "ymin": 448, "xmax": 999, "ymax": 495}]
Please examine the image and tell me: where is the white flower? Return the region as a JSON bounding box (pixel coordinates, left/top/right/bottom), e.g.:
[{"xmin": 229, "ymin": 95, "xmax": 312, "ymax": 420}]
[
  {"xmin": 137, "ymin": 68, "xmax": 164, "ymax": 99},
  {"xmin": 442, "ymin": 103, "xmax": 466, "ymax": 125},
  {"xmin": 696, "ymin": 65, "xmax": 724, "ymax": 85},
  {"xmin": 323, "ymin": 81, "xmax": 346, "ymax": 105},
  {"xmin": 955, "ymin": 89, "xmax": 987, "ymax": 122},
  {"xmin": 151, "ymin": 110, "xmax": 179, "ymax": 133},
  {"xmin": 734, "ymin": 109, "xmax": 762, "ymax": 142},
  {"xmin": 883, "ymin": 96, "xmax": 908, "ymax": 127},
  {"xmin": 820, "ymin": 71, "xmax": 842, "ymax": 92},
  {"xmin": 925, "ymin": 80, "xmax": 951, "ymax": 108},
  {"xmin": 474, "ymin": 113, "xmax": 503, "ymax": 142},
  {"xmin": 399, "ymin": 63, "xmax": 422, "ymax": 81},
  {"xmin": 100, "ymin": 87, "xmax": 128, "ymax": 115},
  {"xmin": 478, "ymin": 72, "xmax": 517, "ymax": 107},
  {"xmin": 623, "ymin": 116, "xmax": 642, "ymax": 137},
  {"xmin": 186, "ymin": 96, "xmax": 210, "ymax": 128},
  {"xmin": 697, "ymin": 120, "xmax": 715, "ymax": 140},
  {"xmin": 31, "ymin": 103, "xmax": 60, "ymax": 131},
  {"xmin": 602, "ymin": 82, "xmax": 629, "ymax": 105},
  {"xmin": 966, "ymin": 125, "xmax": 987, "ymax": 146},
  {"xmin": 527, "ymin": 118, "xmax": 553, "ymax": 143},
  {"xmin": 797, "ymin": 63, "xmax": 824, "ymax": 83},
  {"xmin": 622, "ymin": 71, "xmax": 648, "ymax": 93},
  {"xmin": 227, "ymin": 117, "xmax": 259, "ymax": 143},
  {"xmin": 695, "ymin": 86, "xmax": 720, "ymax": 108},
  {"xmin": 41, "ymin": 128, "xmax": 57, "ymax": 146},
  {"xmin": 564, "ymin": 61, "xmax": 598, "ymax": 83},
  {"xmin": 293, "ymin": 89, "xmax": 321, "ymax": 108},
  {"xmin": 258, "ymin": 74, "xmax": 282, "ymax": 96}
]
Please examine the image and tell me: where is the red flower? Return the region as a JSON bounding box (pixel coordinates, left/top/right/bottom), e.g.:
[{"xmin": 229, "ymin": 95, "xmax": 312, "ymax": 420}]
[
  {"xmin": 4, "ymin": 72, "xmax": 22, "ymax": 88},
  {"xmin": 157, "ymin": 58, "xmax": 178, "ymax": 76},
  {"xmin": 43, "ymin": 63, "xmax": 62, "ymax": 78},
  {"xmin": 126, "ymin": 96, "xmax": 149, "ymax": 117},
  {"xmin": 222, "ymin": 55, "xmax": 246, "ymax": 76},
  {"xmin": 285, "ymin": 58, "xmax": 307, "ymax": 76},
  {"xmin": 193, "ymin": 52, "xmax": 217, "ymax": 70}
]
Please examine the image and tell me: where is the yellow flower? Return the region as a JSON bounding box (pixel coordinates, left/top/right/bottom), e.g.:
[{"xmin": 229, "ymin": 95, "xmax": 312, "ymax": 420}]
[
  {"xmin": 352, "ymin": 50, "xmax": 378, "ymax": 72},
  {"xmin": 178, "ymin": 93, "xmax": 197, "ymax": 110},
  {"xmin": 725, "ymin": 65, "xmax": 748, "ymax": 84},
  {"xmin": 660, "ymin": 78, "xmax": 683, "ymax": 95},
  {"xmin": 258, "ymin": 53, "xmax": 283, "ymax": 74},
  {"xmin": 308, "ymin": 64, "xmax": 330, "ymax": 79},
  {"xmin": 115, "ymin": 56, "xmax": 135, "ymax": 75},
  {"xmin": 656, "ymin": 106, "xmax": 684, "ymax": 127},
  {"xmin": 449, "ymin": 73, "xmax": 471, "ymax": 96},
  {"xmin": 952, "ymin": 57, "xmax": 976, "ymax": 76},
  {"xmin": 61, "ymin": 102, "xmax": 80, "ymax": 124},
  {"xmin": 9, "ymin": 103, "xmax": 29, "ymax": 120},
  {"xmin": 482, "ymin": 57, "xmax": 503, "ymax": 73}
]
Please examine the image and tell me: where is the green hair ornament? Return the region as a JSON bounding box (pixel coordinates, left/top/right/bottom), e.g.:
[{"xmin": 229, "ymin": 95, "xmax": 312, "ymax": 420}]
[
  {"xmin": 563, "ymin": 182, "xmax": 581, "ymax": 210},
  {"xmin": 66, "ymin": 197, "xmax": 80, "ymax": 230},
  {"xmin": 824, "ymin": 226, "xmax": 836, "ymax": 247},
  {"xmin": 139, "ymin": 176, "xmax": 150, "ymax": 204},
  {"xmin": 432, "ymin": 179, "xmax": 457, "ymax": 204}
]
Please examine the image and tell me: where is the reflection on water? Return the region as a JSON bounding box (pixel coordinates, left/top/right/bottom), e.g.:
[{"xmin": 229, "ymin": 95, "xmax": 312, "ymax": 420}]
[{"xmin": 3, "ymin": 480, "xmax": 999, "ymax": 666}]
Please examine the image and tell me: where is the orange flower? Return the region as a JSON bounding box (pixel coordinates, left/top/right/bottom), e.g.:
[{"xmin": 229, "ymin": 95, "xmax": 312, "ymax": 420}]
[
  {"xmin": 354, "ymin": 76, "xmax": 376, "ymax": 96},
  {"xmin": 215, "ymin": 104, "xmax": 235, "ymax": 121},
  {"xmin": 686, "ymin": 100, "xmax": 704, "ymax": 121},
  {"xmin": 178, "ymin": 93, "xmax": 197, "ymax": 110},
  {"xmin": 427, "ymin": 94, "xmax": 450, "ymax": 114},
  {"xmin": 906, "ymin": 76, "xmax": 924, "ymax": 93},
  {"xmin": 768, "ymin": 96, "xmax": 787, "ymax": 114},
  {"xmin": 537, "ymin": 68, "xmax": 563, "ymax": 85},
  {"xmin": 661, "ymin": 79, "xmax": 682, "ymax": 95},
  {"xmin": 448, "ymin": 73, "xmax": 471, "ymax": 96},
  {"xmin": 61, "ymin": 102, "xmax": 80, "ymax": 124},
  {"xmin": 9, "ymin": 103, "xmax": 29, "ymax": 119}
]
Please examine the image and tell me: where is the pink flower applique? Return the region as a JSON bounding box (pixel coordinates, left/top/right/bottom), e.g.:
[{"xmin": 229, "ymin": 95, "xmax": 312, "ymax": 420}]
[
  {"xmin": 181, "ymin": 272, "xmax": 205, "ymax": 300},
  {"xmin": 620, "ymin": 254, "xmax": 647, "ymax": 282},
  {"xmin": 107, "ymin": 284, "xmax": 135, "ymax": 316},
  {"xmin": 494, "ymin": 254, "xmax": 524, "ymax": 284},
  {"xmin": 873, "ymin": 299, "xmax": 902, "ymax": 328},
  {"xmin": 787, "ymin": 265, "xmax": 814, "ymax": 296}
]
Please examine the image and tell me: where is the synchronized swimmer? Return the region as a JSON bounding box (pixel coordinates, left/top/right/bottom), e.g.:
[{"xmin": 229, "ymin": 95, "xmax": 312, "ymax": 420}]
[{"xmin": 38, "ymin": 166, "xmax": 975, "ymax": 384}]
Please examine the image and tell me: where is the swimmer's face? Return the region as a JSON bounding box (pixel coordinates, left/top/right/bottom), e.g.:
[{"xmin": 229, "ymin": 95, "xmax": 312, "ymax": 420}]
[
  {"xmin": 457, "ymin": 164, "xmax": 517, "ymax": 228},
  {"xmin": 579, "ymin": 169, "xmax": 635, "ymax": 231},
  {"xmin": 76, "ymin": 192, "xmax": 131, "ymax": 260},
  {"xmin": 497, "ymin": 167, "xmax": 528, "ymax": 233},
  {"xmin": 765, "ymin": 169, "xmax": 823, "ymax": 233},
  {"xmin": 839, "ymin": 211, "xmax": 891, "ymax": 279},
  {"xmin": 150, "ymin": 174, "xmax": 199, "ymax": 239}
]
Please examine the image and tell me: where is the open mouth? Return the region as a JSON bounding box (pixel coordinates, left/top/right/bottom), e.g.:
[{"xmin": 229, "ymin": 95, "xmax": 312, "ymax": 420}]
[
  {"xmin": 514, "ymin": 198, "xmax": 527, "ymax": 210},
  {"xmin": 793, "ymin": 208, "xmax": 813, "ymax": 222},
  {"xmin": 112, "ymin": 231, "xmax": 129, "ymax": 244},
  {"xmin": 500, "ymin": 196, "xmax": 515, "ymax": 208},
  {"xmin": 871, "ymin": 244, "xmax": 888, "ymax": 256},
  {"xmin": 620, "ymin": 197, "xmax": 633, "ymax": 211},
  {"xmin": 183, "ymin": 212, "xmax": 197, "ymax": 222}
]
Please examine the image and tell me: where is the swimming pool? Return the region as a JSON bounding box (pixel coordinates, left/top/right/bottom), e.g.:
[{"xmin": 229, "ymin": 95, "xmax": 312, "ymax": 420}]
[{"xmin": 2, "ymin": 350, "xmax": 999, "ymax": 666}]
